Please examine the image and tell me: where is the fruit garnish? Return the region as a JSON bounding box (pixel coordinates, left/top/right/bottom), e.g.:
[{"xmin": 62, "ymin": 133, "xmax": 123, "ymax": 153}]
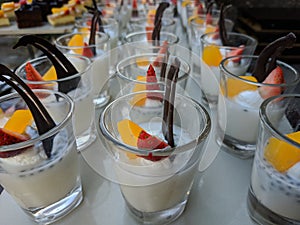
[
  {"xmin": 67, "ymin": 34, "xmax": 84, "ymax": 55},
  {"xmin": 224, "ymin": 76, "xmax": 258, "ymax": 98},
  {"xmin": 153, "ymin": 40, "xmax": 169, "ymax": 67},
  {"xmin": 146, "ymin": 64, "xmax": 162, "ymax": 100},
  {"xmin": 226, "ymin": 45, "xmax": 245, "ymax": 63},
  {"xmin": 117, "ymin": 119, "xmax": 169, "ymax": 161},
  {"xmin": 264, "ymin": 131, "xmax": 300, "ymax": 172},
  {"xmin": 13, "ymin": 35, "xmax": 80, "ymax": 94},
  {"xmin": 202, "ymin": 45, "xmax": 222, "ymax": 67},
  {"xmin": 0, "ymin": 128, "xmax": 29, "ymax": 158},
  {"xmin": 4, "ymin": 109, "xmax": 33, "ymax": 134},
  {"xmin": 82, "ymin": 42, "xmax": 94, "ymax": 58},
  {"xmin": 137, "ymin": 130, "xmax": 168, "ymax": 161},
  {"xmin": 131, "ymin": 0, "xmax": 138, "ymax": 17},
  {"xmin": 136, "ymin": 57, "xmax": 150, "ymax": 67},
  {"xmin": 0, "ymin": 64, "xmax": 56, "ymax": 158},
  {"xmin": 258, "ymin": 66, "xmax": 285, "ymax": 99},
  {"xmin": 253, "ymin": 32, "xmax": 296, "ymax": 83},
  {"xmin": 25, "ymin": 62, "xmax": 49, "ymax": 89},
  {"xmin": 131, "ymin": 76, "xmax": 146, "ymax": 106},
  {"xmin": 43, "ymin": 66, "xmax": 57, "ymax": 80}
]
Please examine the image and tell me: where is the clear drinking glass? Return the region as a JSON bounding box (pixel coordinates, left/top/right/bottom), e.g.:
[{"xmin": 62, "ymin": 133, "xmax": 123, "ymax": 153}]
[
  {"xmin": 0, "ymin": 89, "xmax": 82, "ymax": 224},
  {"xmin": 200, "ymin": 32, "xmax": 257, "ymax": 104},
  {"xmin": 15, "ymin": 54, "xmax": 95, "ymax": 151},
  {"xmin": 55, "ymin": 31, "xmax": 111, "ymax": 107},
  {"xmin": 248, "ymin": 94, "xmax": 300, "ymax": 224},
  {"xmin": 99, "ymin": 90, "xmax": 211, "ymax": 224},
  {"xmin": 217, "ymin": 55, "xmax": 299, "ymax": 158}
]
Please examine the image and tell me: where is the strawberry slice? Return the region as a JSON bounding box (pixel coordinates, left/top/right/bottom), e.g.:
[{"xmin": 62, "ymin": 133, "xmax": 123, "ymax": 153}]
[
  {"xmin": 82, "ymin": 42, "xmax": 94, "ymax": 58},
  {"xmin": 153, "ymin": 40, "xmax": 169, "ymax": 67},
  {"xmin": 0, "ymin": 128, "xmax": 29, "ymax": 158},
  {"xmin": 259, "ymin": 66, "xmax": 285, "ymax": 99},
  {"xmin": 226, "ymin": 45, "xmax": 245, "ymax": 63},
  {"xmin": 206, "ymin": 13, "xmax": 212, "ymax": 25},
  {"xmin": 137, "ymin": 130, "xmax": 169, "ymax": 161},
  {"xmin": 25, "ymin": 62, "xmax": 45, "ymax": 89},
  {"xmin": 146, "ymin": 64, "xmax": 162, "ymax": 100}
]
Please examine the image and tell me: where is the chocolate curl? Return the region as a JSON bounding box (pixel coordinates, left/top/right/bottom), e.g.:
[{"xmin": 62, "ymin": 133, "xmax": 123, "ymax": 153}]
[
  {"xmin": 162, "ymin": 57, "xmax": 180, "ymax": 147},
  {"xmin": 152, "ymin": 2, "xmax": 170, "ymax": 42},
  {"xmin": 13, "ymin": 35, "xmax": 80, "ymax": 94},
  {"xmin": 160, "ymin": 50, "xmax": 169, "ymax": 82},
  {"xmin": 0, "ymin": 64, "xmax": 56, "ymax": 158},
  {"xmin": 253, "ymin": 32, "xmax": 296, "ymax": 82},
  {"xmin": 218, "ymin": 4, "xmax": 229, "ymax": 46}
]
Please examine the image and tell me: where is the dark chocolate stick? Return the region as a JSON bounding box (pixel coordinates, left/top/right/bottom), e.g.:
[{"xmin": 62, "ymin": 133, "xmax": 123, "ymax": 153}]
[
  {"xmin": 13, "ymin": 35, "xmax": 80, "ymax": 94},
  {"xmin": 0, "ymin": 65, "xmax": 56, "ymax": 157},
  {"xmin": 253, "ymin": 32, "xmax": 296, "ymax": 82},
  {"xmin": 160, "ymin": 49, "xmax": 169, "ymax": 81},
  {"xmin": 152, "ymin": 2, "xmax": 170, "ymax": 42},
  {"xmin": 218, "ymin": 4, "xmax": 228, "ymax": 46},
  {"xmin": 162, "ymin": 57, "xmax": 180, "ymax": 147}
]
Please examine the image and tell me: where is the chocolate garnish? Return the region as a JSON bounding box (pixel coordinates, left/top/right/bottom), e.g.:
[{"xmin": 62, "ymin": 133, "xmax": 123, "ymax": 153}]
[
  {"xmin": 86, "ymin": 4, "xmax": 105, "ymax": 33},
  {"xmin": 285, "ymin": 103, "xmax": 300, "ymax": 132},
  {"xmin": 162, "ymin": 57, "xmax": 180, "ymax": 147},
  {"xmin": 13, "ymin": 35, "xmax": 80, "ymax": 94},
  {"xmin": 88, "ymin": 10, "xmax": 104, "ymax": 56},
  {"xmin": 253, "ymin": 32, "xmax": 296, "ymax": 82},
  {"xmin": 0, "ymin": 64, "xmax": 56, "ymax": 158},
  {"xmin": 218, "ymin": 4, "xmax": 228, "ymax": 46},
  {"xmin": 152, "ymin": 2, "xmax": 170, "ymax": 43},
  {"xmin": 160, "ymin": 49, "xmax": 170, "ymax": 81}
]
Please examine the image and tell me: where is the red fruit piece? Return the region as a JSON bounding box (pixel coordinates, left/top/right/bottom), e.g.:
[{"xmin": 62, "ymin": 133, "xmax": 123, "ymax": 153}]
[
  {"xmin": 25, "ymin": 62, "xmax": 48, "ymax": 89},
  {"xmin": 153, "ymin": 40, "xmax": 169, "ymax": 67},
  {"xmin": 146, "ymin": 64, "xmax": 162, "ymax": 100},
  {"xmin": 82, "ymin": 42, "xmax": 94, "ymax": 58},
  {"xmin": 206, "ymin": 13, "xmax": 212, "ymax": 25},
  {"xmin": 137, "ymin": 130, "xmax": 169, "ymax": 161},
  {"xmin": 226, "ymin": 45, "xmax": 245, "ymax": 63},
  {"xmin": 0, "ymin": 128, "xmax": 29, "ymax": 158},
  {"xmin": 197, "ymin": 4, "xmax": 203, "ymax": 15},
  {"xmin": 259, "ymin": 66, "xmax": 285, "ymax": 99}
]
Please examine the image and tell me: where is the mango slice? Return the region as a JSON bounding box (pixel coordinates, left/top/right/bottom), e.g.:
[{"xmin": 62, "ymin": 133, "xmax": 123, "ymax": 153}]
[
  {"xmin": 264, "ymin": 131, "xmax": 300, "ymax": 172},
  {"xmin": 68, "ymin": 34, "xmax": 84, "ymax": 55},
  {"xmin": 43, "ymin": 66, "xmax": 57, "ymax": 80},
  {"xmin": 136, "ymin": 57, "xmax": 150, "ymax": 67},
  {"xmin": 224, "ymin": 76, "xmax": 258, "ymax": 98},
  {"xmin": 117, "ymin": 119, "xmax": 144, "ymax": 147},
  {"xmin": 4, "ymin": 109, "xmax": 33, "ymax": 134},
  {"xmin": 202, "ymin": 45, "xmax": 223, "ymax": 67},
  {"xmin": 130, "ymin": 76, "xmax": 147, "ymax": 106}
]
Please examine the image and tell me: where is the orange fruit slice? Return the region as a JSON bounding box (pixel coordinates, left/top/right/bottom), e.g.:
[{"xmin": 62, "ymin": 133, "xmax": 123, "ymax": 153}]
[
  {"xmin": 224, "ymin": 76, "xmax": 258, "ymax": 98},
  {"xmin": 202, "ymin": 45, "xmax": 223, "ymax": 67},
  {"xmin": 117, "ymin": 119, "xmax": 144, "ymax": 147},
  {"xmin": 4, "ymin": 109, "xmax": 33, "ymax": 134},
  {"xmin": 67, "ymin": 34, "xmax": 84, "ymax": 55},
  {"xmin": 264, "ymin": 131, "xmax": 300, "ymax": 172},
  {"xmin": 43, "ymin": 66, "xmax": 57, "ymax": 80},
  {"xmin": 131, "ymin": 76, "xmax": 147, "ymax": 106}
]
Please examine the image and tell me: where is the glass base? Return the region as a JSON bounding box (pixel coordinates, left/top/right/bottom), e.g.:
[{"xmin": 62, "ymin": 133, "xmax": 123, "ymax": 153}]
[
  {"xmin": 24, "ymin": 181, "xmax": 83, "ymax": 225},
  {"xmin": 125, "ymin": 197, "xmax": 187, "ymax": 225},
  {"xmin": 247, "ymin": 187, "xmax": 300, "ymax": 225},
  {"xmin": 216, "ymin": 125, "xmax": 255, "ymax": 159},
  {"xmin": 76, "ymin": 129, "xmax": 96, "ymax": 151}
]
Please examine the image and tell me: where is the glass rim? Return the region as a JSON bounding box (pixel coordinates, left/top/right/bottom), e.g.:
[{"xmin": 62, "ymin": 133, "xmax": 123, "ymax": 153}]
[
  {"xmin": 0, "ymin": 89, "xmax": 74, "ymax": 152},
  {"xmin": 15, "ymin": 54, "xmax": 92, "ymax": 84},
  {"xmin": 75, "ymin": 17, "xmax": 119, "ymax": 29},
  {"xmin": 55, "ymin": 31, "xmax": 110, "ymax": 49},
  {"xmin": 220, "ymin": 55, "xmax": 300, "ymax": 88},
  {"xmin": 200, "ymin": 31, "xmax": 258, "ymax": 47},
  {"xmin": 259, "ymin": 93, "xmax": 300, "ymax": 148},
  {"xmin": 124, "ymin": 31, "xmax": 179, "ymax": 44},
  {"xmin": 99, "ymin": 90, "xmax": 211, "ymax": 156},
  {"xmin": 116, "ymin": 53, "xmax": 190, "ymax": 83}
]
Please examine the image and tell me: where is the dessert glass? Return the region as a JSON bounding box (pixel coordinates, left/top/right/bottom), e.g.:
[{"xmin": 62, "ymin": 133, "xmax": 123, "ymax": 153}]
[
  {"xmin": 99, "ymin": 90, "xmax": 211, "ymax": 224},
  {"xmin": 217, "ymin": 55, "xmax": 299, "ymax": 158},
  {"xmin": 200, "ymin": 32, "xmax": 257, "ymax": 104},
  {"xmin": 116, "ymin": 53, "xmax": 190, "ymax": 96},
  {"xmin": 55, "ymin": 31, "xmax": 111, "ymax": 107},
  {"xmin": 248, "ymin": 94, "xmax": 300, "ymax": 224},
  {"xmin": 0, "ymin": 89, "xmax": 82, "ymax": 224},
  {"xmin": 15, "ymin": 54, "xmax": 95, "ymax": 151},
  {"xmin": 75, "ymin": 17, "xmax": 119, "ymax": 49}
]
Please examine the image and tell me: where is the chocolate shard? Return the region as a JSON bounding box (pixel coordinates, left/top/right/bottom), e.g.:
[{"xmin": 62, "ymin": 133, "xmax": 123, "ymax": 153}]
[
  {"xmin": 0, "ymin": 64, "xmax": 56, "ymax": 158},
  {"xmin": 152, "ymin": 2, "xmax": 170, "ymax": 42},
  {"xmin": 253, "ymin": 32, "xmax": 296, "ymax": 82},
  {"xmin": 218, "ymin": 4, "xmax": 228, "ymax": 46},
  {"xmin": 13, "ymin": 35, "xmax": 80, "ymax": 94},
  {"xmin": 162, "ymin": 57, "xmax": 180, "ymax": 147},
  {"xmin": 285, "ymin": 102, "xmax": 300, "ymax": 132}
]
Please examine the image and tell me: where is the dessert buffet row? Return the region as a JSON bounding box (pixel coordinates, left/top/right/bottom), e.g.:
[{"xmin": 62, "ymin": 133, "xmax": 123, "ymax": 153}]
[{"xmin": 0, "ymin": 0, "xmax": 93, "ymax": 28}]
